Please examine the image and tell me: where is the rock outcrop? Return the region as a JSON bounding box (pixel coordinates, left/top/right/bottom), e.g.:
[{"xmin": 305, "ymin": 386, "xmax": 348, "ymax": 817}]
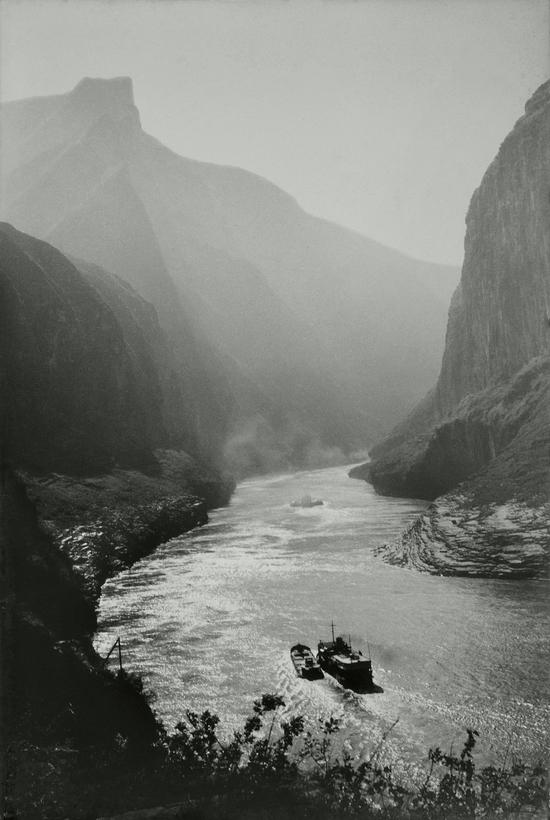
[
  {"xmin": 359, "ymin": 81, "xmax": 550, "ymax": 577},
  {"xmin": 0, "ymin": 76, "xmax": 459, "ymax": 473}
]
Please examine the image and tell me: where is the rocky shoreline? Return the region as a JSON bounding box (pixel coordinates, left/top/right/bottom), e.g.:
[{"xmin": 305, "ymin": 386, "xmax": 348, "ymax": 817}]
[
  {"xmin": 57, "ymin": 495, "xmax": 207, "ymax": 601},
  {"xmin": 377, "ymin": 493, "xmax": 549, "ymax": 578},
  {"xmin": 20, "ymin": 448, "xmax": 235, "ymax": 606}
]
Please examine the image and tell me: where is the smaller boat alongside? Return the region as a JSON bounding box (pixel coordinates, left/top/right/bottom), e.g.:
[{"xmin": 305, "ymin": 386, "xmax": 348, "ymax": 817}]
[
  {"xmin": 290, "ymin": 643, "xmax": 324, "ymax": 680},
  {"xmin": 290, "ymin": 494, "xmax": 324, "ymax": 508}
]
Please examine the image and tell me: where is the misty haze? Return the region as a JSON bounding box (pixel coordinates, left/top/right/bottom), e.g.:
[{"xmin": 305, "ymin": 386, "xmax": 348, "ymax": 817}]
[{"xmin": 1, "ymin": 2, "xmax": 548, "ymax": 819}]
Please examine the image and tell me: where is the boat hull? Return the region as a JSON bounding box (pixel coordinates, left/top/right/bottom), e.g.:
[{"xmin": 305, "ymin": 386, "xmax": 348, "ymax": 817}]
[
  {"xmin": 290, "ymin": 643, "xmax": 324, "ymax": 680},
  {"xmin": 317, "ymin": 658, "xmax": 383, "ymax": 693},
  {"xmin": 300, "ymin": 665, "xmax": 324, "ymax": 681},
  {"xmin": 317, "ymin": 635, "xmax": 383, "ymax": 693}
]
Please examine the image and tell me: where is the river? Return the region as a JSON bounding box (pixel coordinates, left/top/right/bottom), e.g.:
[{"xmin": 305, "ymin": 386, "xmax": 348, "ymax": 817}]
[{"xmin": 94, "ymin": 466, "xmax": 549, "ymax": 774}]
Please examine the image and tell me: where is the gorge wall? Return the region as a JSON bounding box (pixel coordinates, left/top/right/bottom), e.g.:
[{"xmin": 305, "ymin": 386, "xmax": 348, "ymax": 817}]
[
  {"xmin": 358, "ymin": 80, "xmax": 550, "ymax": 577},
  {"xmin": 0, "ymin": 76, "xmax": 459, "ymax": 475}
]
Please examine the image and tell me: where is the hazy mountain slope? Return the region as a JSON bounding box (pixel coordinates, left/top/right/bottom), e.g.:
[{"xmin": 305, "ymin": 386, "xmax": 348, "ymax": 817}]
[
  {"xmin": 36, "ymin": 138, "xmax": 341, "ymax": 464},
  {"xmin": 0, "ymin": 93, "xmax": 64, "ymax": 178},
  {"xmin": 0, "ymin": 82, "xmax": 355, "ymax": 471},
  {"xmin": 0, "ymin": 76, "xmax": 459, "ymax": 470},
  {"xmin": 359, "ymin": 81, "xmax": 550, "ymax": 577},
  {"xmin": 0, "ymin": 223, "xmax": 165, "ymax": 473},
  {"xmin": 0, "ymin": 219, "xmax": 234, "ymax": 570},
  {"xmin": 3, "ymin": 115, "xmax": 233, "ymax": 460},
  {"xmin": 129, "ymin": 127, "xmax": 459, "ymax": 434},
  {"xmin": 0, "ymin": 76, "xmax": 135, "ymax": 176}
]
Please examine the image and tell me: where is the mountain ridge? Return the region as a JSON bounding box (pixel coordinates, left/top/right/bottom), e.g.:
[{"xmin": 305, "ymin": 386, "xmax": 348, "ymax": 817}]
[{"xmin": 1, "ymin": 76, "xmax": 459, "ymax": 474}]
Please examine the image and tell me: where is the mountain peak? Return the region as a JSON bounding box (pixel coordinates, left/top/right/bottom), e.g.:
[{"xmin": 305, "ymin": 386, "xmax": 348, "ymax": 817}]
[
  {"xmin": 71, "ymin": 76, "xmax": 135, "ymax": 108},
  {"xmin": 69, "ymin": 76, "xmax": 140, "ymax": 132}
]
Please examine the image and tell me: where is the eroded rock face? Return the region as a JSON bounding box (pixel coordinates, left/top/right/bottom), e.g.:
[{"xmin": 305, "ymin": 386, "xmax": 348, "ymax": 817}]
[
  {"xmin": 362, "ymin": 81, "xmax": 550, "ymax": 576},
  {"xmin": 380, "ymin": 496, "xmax": 549, "ymax": 579}
]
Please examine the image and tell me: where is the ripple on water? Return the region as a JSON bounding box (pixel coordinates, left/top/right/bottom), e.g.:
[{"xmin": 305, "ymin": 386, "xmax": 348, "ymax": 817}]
[{"xmin": 95, "ymin": 466, "xmax": 550, "ymax": 768}]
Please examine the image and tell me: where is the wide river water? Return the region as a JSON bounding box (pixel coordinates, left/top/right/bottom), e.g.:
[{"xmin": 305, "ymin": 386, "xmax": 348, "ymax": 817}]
[{"xmin": 95, "ymin": 466, "xmax": 549, "ymax": 774}]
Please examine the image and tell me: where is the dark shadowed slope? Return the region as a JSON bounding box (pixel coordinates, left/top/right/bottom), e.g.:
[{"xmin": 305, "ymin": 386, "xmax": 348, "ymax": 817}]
[
  {"xmin": 356, "ymin": 81, "xmax": 550, "ymax": 577},
  {"xmin": 128, "ymin": 120, "xmax": 459, "ymax": 438},
  {"xmin": 0, "ymin": 219, "xmax": 234, "ymax": 588},
  {"xmin": 0, "ymin": 223, "xmax": 166, "ymax": 474},
  {"xmin": 0, "ymin": 76, "xmax": 459, "ymax": 473}
]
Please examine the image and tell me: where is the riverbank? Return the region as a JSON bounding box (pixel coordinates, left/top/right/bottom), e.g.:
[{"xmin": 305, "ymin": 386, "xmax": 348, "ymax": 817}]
[
  {"xmin": 377, "ymin": 493, "xmax": 549, "ymax": 578},
  {"xmin": 20, "ymin": 448, "xmax": 235, "ymax": 604},
  {"xmin": 2, "ymin": 452, "xmax": 234, "ymax": 818},
  {"xmin": 349, "ymin": 365, "xmax": 550, "ymax": 579}
]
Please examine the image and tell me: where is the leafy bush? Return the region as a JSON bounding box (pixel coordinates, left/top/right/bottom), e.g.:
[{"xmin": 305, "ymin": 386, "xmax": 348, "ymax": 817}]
[
  {"xmin": 9, "ymin": 692, "xmax": 547, "ymax": 819},
  {"xmin": 157, "ymin": 694, "xmax": 547, "ymax": 819}
]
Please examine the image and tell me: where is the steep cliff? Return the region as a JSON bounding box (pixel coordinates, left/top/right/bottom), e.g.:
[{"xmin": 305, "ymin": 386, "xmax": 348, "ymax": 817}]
[
  {"xmin": 0, "ymin": 76, "xmax": 459, "ymax": 472},
  {"xmin": 361, "ymin": 81, "xmax": 550, "ymax": 576}
]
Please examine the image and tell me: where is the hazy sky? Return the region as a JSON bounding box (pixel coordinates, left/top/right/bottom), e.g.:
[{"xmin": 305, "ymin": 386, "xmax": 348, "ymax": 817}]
[{"xmin": 1, "ymin": 0, "xmax": 548, "ymax": 264}]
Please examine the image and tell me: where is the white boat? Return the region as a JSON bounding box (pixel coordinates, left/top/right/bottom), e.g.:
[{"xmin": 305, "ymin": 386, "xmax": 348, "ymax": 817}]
[{"xmin": 290, "ymin": 494, "xmax": 324, "ymax": 508}]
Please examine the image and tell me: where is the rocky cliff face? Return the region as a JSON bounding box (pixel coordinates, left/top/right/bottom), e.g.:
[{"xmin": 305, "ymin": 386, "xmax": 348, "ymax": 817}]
[
  {"xmin": 435, "ymin": 81, "xmax": 550, "ymax": 413},
  {"xmin": 360, "ymin": 81, "xmax": 550, "ymax": 577},
  {"xmin": 0, "ymin": 76, "xmax": 459, "ymax": 473}
]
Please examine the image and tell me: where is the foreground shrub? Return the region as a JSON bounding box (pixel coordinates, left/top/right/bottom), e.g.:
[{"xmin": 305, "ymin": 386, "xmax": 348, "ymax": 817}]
[
  {"xmin": 9, "ymin": 692, "xmax": 547, "ymax": 819},
  {"xmin": 158, "ymin": 694, "xmax": 546, "ymax": 819}
]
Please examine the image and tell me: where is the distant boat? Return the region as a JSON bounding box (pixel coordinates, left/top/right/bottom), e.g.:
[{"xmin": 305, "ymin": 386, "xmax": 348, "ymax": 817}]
[
  {"xmin": 290, "ymin": 494, "xmax": 324, "ymax": 508},
  {"xmin": 317, "ymin": 622, "xmax": 383, "ymax": 693},
  {"xmin": 290, "ymin": 643, "xmax": 324, "ymax": 680}
]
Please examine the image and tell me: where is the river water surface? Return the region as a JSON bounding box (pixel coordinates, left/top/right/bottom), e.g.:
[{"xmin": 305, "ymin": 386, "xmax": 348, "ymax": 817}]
[{"xmin": 95, "ymin": 466, "xmax": 549, "ymax": 773}]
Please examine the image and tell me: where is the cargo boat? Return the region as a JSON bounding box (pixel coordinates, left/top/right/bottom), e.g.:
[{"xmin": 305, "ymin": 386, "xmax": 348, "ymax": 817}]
[
  {"xmin": 317, "ymin": 623, "xmax": 383, "ymax": 693},
  {"xmin": 290, "ymin": 643, "xmax": 324, "ymax": 680}
]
